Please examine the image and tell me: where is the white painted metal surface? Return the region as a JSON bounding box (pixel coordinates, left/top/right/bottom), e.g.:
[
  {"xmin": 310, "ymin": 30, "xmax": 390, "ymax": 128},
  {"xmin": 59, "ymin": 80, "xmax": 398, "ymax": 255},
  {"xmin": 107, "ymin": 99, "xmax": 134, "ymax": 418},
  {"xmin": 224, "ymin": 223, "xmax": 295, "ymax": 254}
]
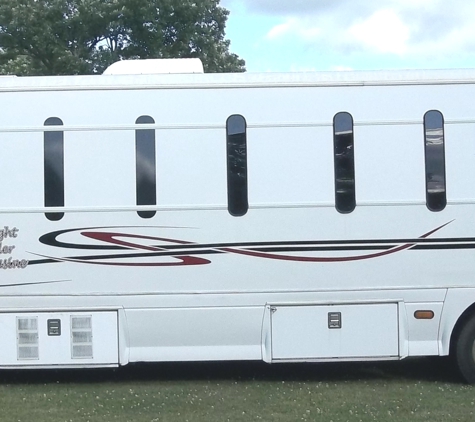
[
  {"xmin": 270, "ymin": 304, "xmax": 399, "ymax": 360},
  {"xmin": 0, "ymin": 65, "xmax": 475, "ymax": 369},
  {"xmin": 103, "ymin": 58, "xmax": 204, "ymax": 75},
  {"xmin": 0, "ymin": 311, "xmax": 118, "ymax": 367}
]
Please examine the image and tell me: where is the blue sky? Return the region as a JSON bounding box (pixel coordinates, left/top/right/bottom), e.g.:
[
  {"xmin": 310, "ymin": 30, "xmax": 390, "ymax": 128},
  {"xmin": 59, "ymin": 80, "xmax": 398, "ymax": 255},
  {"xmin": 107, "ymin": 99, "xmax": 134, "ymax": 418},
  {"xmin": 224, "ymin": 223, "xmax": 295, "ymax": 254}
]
[{"xmin": 220, "ymin": 0, "xmax": 475, "ymax": 72}]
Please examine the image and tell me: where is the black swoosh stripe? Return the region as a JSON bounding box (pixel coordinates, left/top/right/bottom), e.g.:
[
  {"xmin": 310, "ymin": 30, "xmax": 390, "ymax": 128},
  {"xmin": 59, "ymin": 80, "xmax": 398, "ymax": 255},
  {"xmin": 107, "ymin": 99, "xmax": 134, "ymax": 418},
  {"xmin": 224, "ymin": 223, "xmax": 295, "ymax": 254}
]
[{"xmin": 28, "ymin": 239, "xmax": 475, "ymax": 266}]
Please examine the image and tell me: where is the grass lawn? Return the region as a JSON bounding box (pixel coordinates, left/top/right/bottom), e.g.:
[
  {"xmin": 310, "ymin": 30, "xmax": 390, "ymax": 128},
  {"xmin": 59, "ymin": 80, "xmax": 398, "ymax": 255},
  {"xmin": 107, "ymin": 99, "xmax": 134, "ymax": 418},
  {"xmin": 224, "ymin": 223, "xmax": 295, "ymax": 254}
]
[{"xmin": 0, "ymin": 358, "xmax": 473, "ymax": 422}]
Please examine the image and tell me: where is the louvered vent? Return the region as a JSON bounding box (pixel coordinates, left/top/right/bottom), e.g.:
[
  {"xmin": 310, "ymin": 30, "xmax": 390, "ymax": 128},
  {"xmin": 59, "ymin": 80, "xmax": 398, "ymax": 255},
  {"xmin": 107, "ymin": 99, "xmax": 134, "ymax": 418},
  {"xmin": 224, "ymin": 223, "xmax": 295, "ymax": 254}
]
[
  {"xmin": 71, "ymin": 316, "xmax": 93, "ymax": 359},
  {"xmin": 17, "ymin": 317, "xmax": 39, "ymax": 360}
]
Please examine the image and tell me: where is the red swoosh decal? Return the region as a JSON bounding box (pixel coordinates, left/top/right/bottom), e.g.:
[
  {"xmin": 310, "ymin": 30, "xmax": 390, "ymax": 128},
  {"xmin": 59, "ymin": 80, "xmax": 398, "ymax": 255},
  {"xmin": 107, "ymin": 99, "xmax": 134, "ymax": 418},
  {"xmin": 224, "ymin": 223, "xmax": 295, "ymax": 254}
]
[
  {"xmin": 34, "ymin": 221, "xmax": 453, "ymax": 266},
  {"xmin": 74, "ymin": 231, "xmax": 210, "ymax": 266},
  {"xmin": 220, "ymin": 221, "xmax": 453, "ymax": 262},
  {"xmin": 29, "ymin": 252, "xmax": 210, "ymax": 267}
]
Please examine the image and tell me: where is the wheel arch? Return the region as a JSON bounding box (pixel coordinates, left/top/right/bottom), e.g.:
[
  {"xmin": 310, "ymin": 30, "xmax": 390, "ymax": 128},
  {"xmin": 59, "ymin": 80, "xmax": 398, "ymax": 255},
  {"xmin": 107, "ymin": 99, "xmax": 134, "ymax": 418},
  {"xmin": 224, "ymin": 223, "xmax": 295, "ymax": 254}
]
[
  {"xmin": 438, "ymin": 289, "xmax": 475, "ymax": 356},
  {"xmin": 449, "ymin": 302, "xmax": 475, "ymax": 356}
]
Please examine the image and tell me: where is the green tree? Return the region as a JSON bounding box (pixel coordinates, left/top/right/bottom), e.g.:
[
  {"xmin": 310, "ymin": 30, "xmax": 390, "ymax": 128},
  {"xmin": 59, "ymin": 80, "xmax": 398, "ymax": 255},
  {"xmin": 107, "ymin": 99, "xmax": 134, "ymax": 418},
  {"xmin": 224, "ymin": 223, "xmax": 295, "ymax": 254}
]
[{"xmin": 0, "ymin": 0, "xmax": 245, "ymax": 75}]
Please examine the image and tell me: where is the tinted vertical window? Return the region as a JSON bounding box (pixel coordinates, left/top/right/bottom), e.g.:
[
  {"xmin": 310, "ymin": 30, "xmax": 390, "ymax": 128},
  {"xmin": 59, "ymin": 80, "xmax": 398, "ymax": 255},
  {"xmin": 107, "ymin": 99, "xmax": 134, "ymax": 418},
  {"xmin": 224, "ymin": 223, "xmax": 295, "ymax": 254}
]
[
  {"xmin": 226, "ymin": 115, "xmax": 248, "ymax": 216},
  {"xmin": 135, "ymin": 116, "xmax": 157, "ymax": 219},
  {"xmin": 424, "ymin": 110, "xmax": 446, "ymax": 212},
  {"xmin": 333, "ymin": 112, "xmax": 356, "ymax": 213},
  {"xmin": 44, "ymin": 117, "xmax": 64, "ymax": 221}
]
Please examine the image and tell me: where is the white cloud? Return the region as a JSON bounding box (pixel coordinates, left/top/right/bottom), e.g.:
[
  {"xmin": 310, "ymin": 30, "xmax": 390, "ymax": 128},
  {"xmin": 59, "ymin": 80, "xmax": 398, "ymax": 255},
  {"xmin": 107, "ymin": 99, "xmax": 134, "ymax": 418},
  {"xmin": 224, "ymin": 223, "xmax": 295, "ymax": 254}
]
[
  {"xmin": 348, "ymin": 9, "xmax": 410, "ymax": 55},
  {"xmin": 222, "ymin": 0, "xmax": 342, "ymax": 15},
  {"xmin": 266, "ymin": 19, "xmax": 295, "ymax": 40},
  {"xmin": 235, "ymin": 0, "xmax": 475, "ymax": 60}
]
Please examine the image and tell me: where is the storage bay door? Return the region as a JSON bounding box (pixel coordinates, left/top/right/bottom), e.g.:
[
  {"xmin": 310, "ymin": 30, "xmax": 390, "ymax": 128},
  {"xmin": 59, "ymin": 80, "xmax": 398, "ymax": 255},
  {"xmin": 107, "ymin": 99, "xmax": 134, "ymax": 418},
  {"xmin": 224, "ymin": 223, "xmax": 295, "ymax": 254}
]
[
  {"xmin": 271, "ymin": 303, "xmax": 399, "ymax": 360},
  {"xmin": 0, "ymin": 311, "xmax": 119, "ymax": 367}
]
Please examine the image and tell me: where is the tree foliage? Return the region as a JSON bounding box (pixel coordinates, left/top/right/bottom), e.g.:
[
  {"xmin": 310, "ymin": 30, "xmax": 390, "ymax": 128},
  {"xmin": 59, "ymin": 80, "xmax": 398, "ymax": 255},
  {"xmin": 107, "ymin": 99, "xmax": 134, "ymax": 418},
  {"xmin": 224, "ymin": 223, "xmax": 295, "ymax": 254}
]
[{"xmin": 0, "ymin": 0, "xmax": 245, "ymax": 75}]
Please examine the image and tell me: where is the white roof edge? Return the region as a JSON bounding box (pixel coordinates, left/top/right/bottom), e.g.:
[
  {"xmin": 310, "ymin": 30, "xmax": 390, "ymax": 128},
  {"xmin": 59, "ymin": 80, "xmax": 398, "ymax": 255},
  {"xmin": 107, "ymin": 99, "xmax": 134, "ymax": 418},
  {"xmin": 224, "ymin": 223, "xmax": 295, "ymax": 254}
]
[{"xmin": 2, "ymin": 68, "xmax": 475, "ymax": 91}]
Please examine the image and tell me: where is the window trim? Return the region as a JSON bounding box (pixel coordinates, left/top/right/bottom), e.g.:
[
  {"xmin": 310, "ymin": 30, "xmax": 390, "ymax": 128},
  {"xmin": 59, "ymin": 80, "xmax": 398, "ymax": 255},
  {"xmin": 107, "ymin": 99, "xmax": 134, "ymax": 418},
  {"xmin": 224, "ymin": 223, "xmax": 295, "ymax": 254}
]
[
  {"xmin": 135, "ymin": 115, "xmax": 157, "ymax": 219},
  {"xmin": 423, "ymin": 110, "xmax": 447, "ymax": 212},
  {"xmin": 44, "ymin": 117, "xmax": 64, "ymax": 221},
  {"xmin": 333, "ymin": 112, "xmax": 356, "ymax": 214},
  {"xmin": 226, "ymin": 114, "xmax": 248, "ymax": 217}
]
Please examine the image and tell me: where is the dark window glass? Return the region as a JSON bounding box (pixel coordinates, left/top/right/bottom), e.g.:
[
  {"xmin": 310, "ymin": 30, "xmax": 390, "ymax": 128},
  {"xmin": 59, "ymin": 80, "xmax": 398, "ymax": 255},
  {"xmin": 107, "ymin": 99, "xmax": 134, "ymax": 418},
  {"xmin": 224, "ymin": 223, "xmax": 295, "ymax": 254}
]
[
  {"xmin": 135, "ymin": 116, "xmax": 157, "ymax": 218},
  {"xmin": 226, "ymin": 115, "xmax": 248, "ymax": 216},
  {"xmin": 44, "ymin": 117, "xmax": 64, "ymax": 221},
  {"xmin": 424, "ymin": 110, "xmax": 446, "ymax": 211},
  {"xmin": 333, "ymin": 112, "xmax": 356, "ymax": 213}
]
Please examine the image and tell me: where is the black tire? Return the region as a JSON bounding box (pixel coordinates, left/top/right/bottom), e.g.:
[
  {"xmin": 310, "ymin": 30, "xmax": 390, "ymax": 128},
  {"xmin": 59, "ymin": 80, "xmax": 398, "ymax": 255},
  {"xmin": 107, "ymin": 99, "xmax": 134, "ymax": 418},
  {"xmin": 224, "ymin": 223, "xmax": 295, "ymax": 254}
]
[{"xmin": 455, "ymin": 316, "xmax": 475, "ymax": 383}]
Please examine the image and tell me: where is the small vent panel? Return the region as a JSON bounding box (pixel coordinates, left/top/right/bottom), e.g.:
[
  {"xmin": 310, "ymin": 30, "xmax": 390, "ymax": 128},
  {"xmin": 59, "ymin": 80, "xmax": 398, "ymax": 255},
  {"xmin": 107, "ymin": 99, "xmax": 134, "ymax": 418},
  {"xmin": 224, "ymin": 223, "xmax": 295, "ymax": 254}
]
[
  {"xmin": 71, "ymin": 316, "xmax": 93, "ymax": 359},
  {"xmin": 17, "ymin": 317, "xmax": 39, "ymax": 360}
]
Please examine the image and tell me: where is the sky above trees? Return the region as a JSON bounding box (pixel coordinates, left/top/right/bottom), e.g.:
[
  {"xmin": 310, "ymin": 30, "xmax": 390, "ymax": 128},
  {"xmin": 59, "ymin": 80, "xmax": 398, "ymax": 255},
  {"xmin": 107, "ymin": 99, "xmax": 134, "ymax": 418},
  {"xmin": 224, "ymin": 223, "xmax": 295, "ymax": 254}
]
[
  {"xmin": 2, "ymin": 0, "xmax": 473, "ymax": 75},
  {"xmin": 222, "ymin": 0, "xmax": 475, "ymax": 72}
]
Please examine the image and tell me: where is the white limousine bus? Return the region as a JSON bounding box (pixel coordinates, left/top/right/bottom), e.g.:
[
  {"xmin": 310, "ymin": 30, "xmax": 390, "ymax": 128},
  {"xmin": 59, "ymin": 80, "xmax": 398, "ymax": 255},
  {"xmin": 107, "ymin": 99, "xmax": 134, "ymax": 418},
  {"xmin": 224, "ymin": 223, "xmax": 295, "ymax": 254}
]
[{"xmin": 2, "ymin": 59, "xmax": 475, "ymax": 383}]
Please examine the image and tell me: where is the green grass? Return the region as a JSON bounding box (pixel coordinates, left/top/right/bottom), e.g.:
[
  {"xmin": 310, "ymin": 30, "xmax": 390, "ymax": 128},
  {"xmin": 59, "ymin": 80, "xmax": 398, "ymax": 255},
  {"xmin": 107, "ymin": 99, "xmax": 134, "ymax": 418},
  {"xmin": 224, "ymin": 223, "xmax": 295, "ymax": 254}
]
[{"xmin": 0, "ymin": 358, "xmax": 474, "ymax": 422}]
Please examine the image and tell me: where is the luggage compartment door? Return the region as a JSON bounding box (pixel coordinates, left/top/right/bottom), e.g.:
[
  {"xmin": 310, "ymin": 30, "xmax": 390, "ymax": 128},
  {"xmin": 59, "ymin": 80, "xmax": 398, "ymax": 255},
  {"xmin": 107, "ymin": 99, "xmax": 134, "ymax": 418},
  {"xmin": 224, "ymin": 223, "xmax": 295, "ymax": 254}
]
[
  {"xmin": 271, "ymin": 303, "xmax": 399, "ymax": 361},
  {"xmin": 0, "ymin": 311, "xmax": 119, "ymax": 367}
]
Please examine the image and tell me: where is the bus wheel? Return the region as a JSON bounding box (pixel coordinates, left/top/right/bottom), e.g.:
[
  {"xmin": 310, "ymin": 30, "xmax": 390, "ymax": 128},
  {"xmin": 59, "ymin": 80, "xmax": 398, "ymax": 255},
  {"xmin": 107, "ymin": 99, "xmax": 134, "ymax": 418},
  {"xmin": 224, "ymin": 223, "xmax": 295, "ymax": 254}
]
[{"xmin": 455, "ymin": 316, "xmax": 475, "ymax": 384}]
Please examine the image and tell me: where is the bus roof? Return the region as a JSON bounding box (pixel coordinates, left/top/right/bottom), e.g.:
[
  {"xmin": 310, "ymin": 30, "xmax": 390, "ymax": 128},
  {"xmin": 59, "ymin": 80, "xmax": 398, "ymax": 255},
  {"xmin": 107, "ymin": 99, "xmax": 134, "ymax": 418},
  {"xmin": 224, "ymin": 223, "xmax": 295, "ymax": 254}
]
[{"xmin": 2, "ymin": 67, "xmax": 475, "ymax": 92}]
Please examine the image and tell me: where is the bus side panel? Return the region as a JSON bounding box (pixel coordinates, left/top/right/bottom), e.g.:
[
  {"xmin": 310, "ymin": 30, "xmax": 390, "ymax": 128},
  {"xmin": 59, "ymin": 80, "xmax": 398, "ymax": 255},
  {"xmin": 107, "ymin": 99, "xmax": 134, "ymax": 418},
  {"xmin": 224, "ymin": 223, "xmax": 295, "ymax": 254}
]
[
  {"xmin": 269, "ymin": 303, "xmax": 399, "ymax": 361},
  {"xmin": 0, "ymin": 311, "xmax": 118, "ymax": 367},
  {"xmin": 124, "ymin": 307, "xmax": 264, "ymax": 362}
]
